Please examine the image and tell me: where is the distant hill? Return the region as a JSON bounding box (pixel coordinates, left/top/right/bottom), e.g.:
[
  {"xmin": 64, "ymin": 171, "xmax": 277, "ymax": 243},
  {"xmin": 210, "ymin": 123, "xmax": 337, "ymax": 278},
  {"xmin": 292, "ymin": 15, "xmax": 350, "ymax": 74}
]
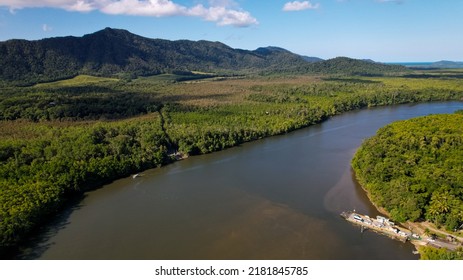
[
  {"xmin": 302, "ymin": 57, "xmax": 407, "ymax": 76},
  {"xmin": 430, "ymin": 60, "xmax": 463, "ymax": 69},
  {"xmin": 0, "ymin": 28, "xmax": 408, "ymax": 84}
]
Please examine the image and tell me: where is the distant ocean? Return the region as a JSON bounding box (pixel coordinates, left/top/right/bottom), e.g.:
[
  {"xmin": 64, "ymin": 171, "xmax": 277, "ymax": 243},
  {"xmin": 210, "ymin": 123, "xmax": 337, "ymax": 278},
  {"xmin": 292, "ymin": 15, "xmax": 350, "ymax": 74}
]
[{"xmin": 385, "ymin": 62, "xmax": 434, "ymax": 67}]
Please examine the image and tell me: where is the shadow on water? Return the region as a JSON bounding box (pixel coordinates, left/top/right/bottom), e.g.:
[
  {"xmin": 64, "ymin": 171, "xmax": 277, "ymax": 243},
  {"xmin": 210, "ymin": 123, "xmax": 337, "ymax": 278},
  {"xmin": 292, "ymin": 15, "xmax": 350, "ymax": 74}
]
[{"xmin": 6, "ymin": 194, "xmax": 86, "ymax": 260}]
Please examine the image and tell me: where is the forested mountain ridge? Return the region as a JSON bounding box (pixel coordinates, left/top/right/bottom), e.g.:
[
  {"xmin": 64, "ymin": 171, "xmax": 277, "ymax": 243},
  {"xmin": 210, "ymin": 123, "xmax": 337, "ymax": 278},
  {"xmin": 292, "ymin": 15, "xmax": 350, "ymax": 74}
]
[
  {"xmin": 0, "ymin": 28, "xmax": 307, "ymax": 84},
  {"xmin": 0, "ymin": 28, "xmax": 407, "ymax": 84}
]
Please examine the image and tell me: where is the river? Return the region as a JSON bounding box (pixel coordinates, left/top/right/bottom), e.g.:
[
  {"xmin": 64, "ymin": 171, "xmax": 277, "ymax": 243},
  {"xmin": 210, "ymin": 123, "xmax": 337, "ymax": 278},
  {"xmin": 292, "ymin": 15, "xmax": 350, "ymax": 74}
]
[{"xmin": 17, "ymin": 102, "xmax": 463, "ymax": 259}]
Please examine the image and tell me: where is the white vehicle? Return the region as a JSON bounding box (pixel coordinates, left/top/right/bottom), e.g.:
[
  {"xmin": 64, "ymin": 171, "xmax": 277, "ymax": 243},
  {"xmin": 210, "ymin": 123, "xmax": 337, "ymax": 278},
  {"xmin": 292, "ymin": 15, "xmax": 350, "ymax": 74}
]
[{"xmin": 353, "ymin": 215, "xmax": 363, "ymax": 222}]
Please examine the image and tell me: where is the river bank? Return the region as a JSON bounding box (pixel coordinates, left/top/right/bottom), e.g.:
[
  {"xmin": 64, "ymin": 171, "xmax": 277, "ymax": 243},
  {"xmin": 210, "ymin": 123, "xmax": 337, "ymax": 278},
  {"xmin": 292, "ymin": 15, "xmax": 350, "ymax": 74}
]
[
  {"xmin": 353, "ymin": 168, "xmax": 463, "ymax": 256},
  {"xmin": 351, "ymin": 113, "xmax": 463, "ymax": 258}
]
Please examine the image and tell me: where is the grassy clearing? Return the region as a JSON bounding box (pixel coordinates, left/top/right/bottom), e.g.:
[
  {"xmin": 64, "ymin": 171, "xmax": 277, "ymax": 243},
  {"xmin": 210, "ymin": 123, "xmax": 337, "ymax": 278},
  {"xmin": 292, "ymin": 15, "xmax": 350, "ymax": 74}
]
[{"xmin": 33, "ymin": 75, "xmax": 119, "ymax": 88}]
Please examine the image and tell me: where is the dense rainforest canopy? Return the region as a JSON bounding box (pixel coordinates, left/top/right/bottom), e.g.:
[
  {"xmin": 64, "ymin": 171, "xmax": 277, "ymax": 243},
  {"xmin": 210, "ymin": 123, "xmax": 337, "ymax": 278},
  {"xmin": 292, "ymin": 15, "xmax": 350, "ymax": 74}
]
[
  {"xmin": 418, "ymin": 246, "xmax": 463, "ymax": 260},
  {"xmin": 352, "ymin": 113, "xmax": 463, "ymax": 231}
]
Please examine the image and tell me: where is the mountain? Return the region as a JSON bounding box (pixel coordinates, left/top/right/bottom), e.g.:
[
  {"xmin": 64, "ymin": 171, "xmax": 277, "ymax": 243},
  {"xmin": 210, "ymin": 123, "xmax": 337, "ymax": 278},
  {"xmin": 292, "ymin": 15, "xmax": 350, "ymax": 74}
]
[
  {"xmin": 0, "ymin": 28, "xmax": 308, "ymax": 84},
  {"xmin": 0, "ymin": 28, "xmax": 407, "ymax": 84},
  {"xmin": 300, "ymin": 55, "xmax": 324, "ymax": 63}
]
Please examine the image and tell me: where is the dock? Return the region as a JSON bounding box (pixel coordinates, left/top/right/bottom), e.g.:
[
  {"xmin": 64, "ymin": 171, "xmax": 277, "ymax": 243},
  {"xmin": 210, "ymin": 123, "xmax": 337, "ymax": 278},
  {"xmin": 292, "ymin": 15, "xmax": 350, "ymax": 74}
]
[{"xmin": 340, "ymin": 211, "xmax": 419, "ymax": 243}]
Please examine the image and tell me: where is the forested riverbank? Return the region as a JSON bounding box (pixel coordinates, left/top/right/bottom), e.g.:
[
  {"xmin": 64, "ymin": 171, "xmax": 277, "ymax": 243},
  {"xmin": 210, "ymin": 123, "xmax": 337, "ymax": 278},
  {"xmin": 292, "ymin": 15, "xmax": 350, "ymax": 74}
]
[
  {"xmin": 1, "ymin": 72, "xmax": 463, "ymax": 254},
  {"xmin": 352, "ymin": 113, "xmax": 463, "ymax": 259}
]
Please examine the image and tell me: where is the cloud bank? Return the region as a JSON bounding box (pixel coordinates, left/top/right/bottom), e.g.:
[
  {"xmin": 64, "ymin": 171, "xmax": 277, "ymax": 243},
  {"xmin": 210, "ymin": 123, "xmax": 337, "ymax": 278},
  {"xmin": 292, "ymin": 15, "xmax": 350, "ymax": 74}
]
[
  {"xmin": 1, "ymin": 0, "xmax": 258, "ymax": 27},
  {"xmin": 282, "ymin": 1, "xmax": 320, "ymax": 12}
]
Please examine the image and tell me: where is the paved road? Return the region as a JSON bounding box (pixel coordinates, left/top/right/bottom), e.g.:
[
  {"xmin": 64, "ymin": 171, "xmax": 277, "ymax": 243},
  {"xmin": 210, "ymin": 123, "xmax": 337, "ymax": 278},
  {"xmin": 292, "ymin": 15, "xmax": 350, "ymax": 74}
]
[{"xmin": 427, "ymin": 238, "xmax": 460, "ymax": 251}]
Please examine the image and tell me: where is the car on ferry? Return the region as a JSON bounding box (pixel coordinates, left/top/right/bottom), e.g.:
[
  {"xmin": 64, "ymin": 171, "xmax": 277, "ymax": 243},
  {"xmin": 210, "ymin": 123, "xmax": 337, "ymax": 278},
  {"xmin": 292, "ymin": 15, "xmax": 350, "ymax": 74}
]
[{"xmin": 353, "ymin": 214, "xmax": 363, "ymax": 222}]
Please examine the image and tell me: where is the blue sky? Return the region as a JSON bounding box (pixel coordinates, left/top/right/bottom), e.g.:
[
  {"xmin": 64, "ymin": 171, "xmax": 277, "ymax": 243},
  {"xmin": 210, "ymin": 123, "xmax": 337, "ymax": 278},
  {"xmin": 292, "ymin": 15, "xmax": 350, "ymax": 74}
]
[{"xmin": 0, "ymin": 0, "xmax": 462, "ymax": 62}]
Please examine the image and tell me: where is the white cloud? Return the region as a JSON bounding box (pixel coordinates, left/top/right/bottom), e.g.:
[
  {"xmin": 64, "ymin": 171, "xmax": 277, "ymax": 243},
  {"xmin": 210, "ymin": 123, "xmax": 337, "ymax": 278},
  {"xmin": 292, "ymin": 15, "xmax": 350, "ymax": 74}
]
[
  {"xmin": 0, "ymin": 0, "xmax": 258, "ymax": 27},
  {"xmin": 67, "ymin": 0, "xmax": 95, "ymax": 12},
  {"xmin": 283, "ymin": 1, "xmax": 320, "ymax": 12},
  {"xmin": 42, "ymin": 23, "xmax": 53, "ymax": 32},
  {"xmin": 188, "ymin": 4, "xmax": 258, "ymax": 27},
  {"xmin": 101, "ymin": 0, "xmax": 186, "ymax": 17},
  {"xmin": 2, "ymin": 0, "xmax": 85, "ymax": 11}
]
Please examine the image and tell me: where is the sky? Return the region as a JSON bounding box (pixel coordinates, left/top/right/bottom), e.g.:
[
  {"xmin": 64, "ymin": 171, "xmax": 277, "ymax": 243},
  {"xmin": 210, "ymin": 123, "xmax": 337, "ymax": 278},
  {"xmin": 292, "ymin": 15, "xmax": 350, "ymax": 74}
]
[{"xmin": 0, "ymin": 0, "xmax": 462, "ymax": 62}]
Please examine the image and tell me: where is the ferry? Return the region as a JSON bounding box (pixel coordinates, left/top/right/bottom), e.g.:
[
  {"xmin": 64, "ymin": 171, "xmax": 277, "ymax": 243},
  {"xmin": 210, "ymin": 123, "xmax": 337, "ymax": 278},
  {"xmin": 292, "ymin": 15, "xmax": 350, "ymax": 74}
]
[{"xmin": 340, "ymin": 211, "xmax": 416, "ymax": 243}]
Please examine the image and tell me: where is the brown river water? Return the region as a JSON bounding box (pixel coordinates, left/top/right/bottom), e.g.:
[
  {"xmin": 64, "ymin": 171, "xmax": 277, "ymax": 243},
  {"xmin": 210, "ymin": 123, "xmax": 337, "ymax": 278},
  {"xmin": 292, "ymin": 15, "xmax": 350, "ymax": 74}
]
[{"xmin": 16, "ymin": 102, "xmax": 463, "ymax": 259}]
